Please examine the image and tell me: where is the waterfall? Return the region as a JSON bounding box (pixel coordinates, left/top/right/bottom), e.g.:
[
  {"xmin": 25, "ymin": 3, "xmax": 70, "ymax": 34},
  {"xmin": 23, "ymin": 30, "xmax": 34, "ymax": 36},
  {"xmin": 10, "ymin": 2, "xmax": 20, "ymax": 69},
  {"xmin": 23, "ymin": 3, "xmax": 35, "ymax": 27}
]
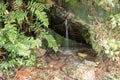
[
  {"xmin": 65, "ymin": 19, "xmax": 69, "ymax": 49},
  {"xmin": 63, "ymin": 19, "xmax": 72, "ymax": 54}
]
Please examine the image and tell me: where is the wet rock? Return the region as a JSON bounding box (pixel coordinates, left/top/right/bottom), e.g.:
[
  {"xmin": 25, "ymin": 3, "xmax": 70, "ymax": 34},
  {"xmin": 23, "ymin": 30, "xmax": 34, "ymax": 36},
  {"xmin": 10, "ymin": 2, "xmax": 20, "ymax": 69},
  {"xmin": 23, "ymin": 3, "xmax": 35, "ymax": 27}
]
[{"xmin": 62, "ymin": 62, "xmax": 96, "ymax": 80}]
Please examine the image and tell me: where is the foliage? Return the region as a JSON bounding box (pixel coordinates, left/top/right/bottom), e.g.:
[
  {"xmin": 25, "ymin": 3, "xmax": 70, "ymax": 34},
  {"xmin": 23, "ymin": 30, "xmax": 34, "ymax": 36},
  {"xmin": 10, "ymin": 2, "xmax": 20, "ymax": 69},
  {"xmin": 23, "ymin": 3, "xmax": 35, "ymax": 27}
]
[
  {"xmin": 27, "ymin": 0, "xmax": 49, "ymax": 27},
  {"xmin": 110, "ymin": 14, "xmax": 120, "ymax": 29},
  {"xmin": 103, "ymin": 39, "xmax": 120, "ymax": 61},
  {"xmin": 98, "ymin": 0, "xmax": 119, "ymax": 12},
  {"xmin": 40, "ymin": 31, "xmax": 58, "ymax": 52},
  {"xmin": 0, "ymin": 54, "xmax": 36, "ymax": 75},
  {"xmin": 0, "ymin": 25, "xmax": 41, "ymax": 56},
  {"xmin": 97, "ymin": 0, "xmax": 120, "ymax": 60},
  {"xmin": 0, "ymin": 0, "xmax": 58, "ymax": 74},
  {"xmin": 87, "ymin": 0, "xmax": 120, "ymax": 60},
  {"xmin": 101, "ymin": 13, "xmax": 120, "ymax": 60}
]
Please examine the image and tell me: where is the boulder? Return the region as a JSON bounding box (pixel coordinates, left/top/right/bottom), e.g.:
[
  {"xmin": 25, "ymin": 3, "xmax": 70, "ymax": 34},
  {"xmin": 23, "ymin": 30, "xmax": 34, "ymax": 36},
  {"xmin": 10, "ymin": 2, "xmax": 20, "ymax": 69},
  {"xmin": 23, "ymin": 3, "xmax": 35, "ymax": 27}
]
[{"xmin": 62, "ymin": 62, "xmax": 96, "ymax": 80}]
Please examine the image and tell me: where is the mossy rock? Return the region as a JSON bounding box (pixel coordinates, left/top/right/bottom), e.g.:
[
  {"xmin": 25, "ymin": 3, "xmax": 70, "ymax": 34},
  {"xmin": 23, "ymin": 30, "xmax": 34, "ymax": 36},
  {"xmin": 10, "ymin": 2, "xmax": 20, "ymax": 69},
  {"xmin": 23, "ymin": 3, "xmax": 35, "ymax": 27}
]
[{"xmin": 48, "ymin": 28, "xmax": 77, "ymax": 47}]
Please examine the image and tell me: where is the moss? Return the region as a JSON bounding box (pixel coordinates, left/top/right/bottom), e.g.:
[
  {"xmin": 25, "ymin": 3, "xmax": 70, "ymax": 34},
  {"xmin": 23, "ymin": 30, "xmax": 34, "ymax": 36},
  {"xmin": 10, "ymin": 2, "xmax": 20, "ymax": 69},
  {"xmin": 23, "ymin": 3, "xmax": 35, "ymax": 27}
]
[{"xmin": 48, "ymin": 28, "xmax": 77, "ymax": 47}]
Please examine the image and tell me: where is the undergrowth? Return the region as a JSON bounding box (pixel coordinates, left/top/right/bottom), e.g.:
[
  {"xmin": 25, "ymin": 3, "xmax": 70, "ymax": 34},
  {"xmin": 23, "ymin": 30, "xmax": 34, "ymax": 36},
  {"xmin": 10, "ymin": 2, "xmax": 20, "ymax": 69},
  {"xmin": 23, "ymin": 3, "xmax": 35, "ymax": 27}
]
[{"xmin": 89, "ymin": 0, "xmax": 120, "ymax": 61}]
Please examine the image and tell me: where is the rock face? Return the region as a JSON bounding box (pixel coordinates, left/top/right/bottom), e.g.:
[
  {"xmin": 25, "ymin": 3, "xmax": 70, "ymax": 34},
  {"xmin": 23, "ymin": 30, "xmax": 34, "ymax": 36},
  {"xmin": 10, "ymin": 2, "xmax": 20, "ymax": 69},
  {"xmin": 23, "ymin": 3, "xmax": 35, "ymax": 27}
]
[
  {"xmin": 48, "ymin": 0, "xmax": 105, "ymax": 54},
  {"xmin": 49, "ymin": 2, "xmax": 88, "ymax": 43},
  {"xmin": 62, "ymin": 62, "xmax": 96, "ymax": 80}
]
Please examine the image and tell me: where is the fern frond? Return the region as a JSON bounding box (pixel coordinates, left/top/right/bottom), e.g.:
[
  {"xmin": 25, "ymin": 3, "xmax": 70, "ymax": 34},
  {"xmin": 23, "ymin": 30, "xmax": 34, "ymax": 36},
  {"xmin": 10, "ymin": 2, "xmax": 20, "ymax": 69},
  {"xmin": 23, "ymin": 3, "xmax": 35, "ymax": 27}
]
[
  {"xmin": 3, "ymin": 24, "xmax": 17, "ymax": 43},
  {"xmin": 0, "ymin": 31, "xmax": 6, "ymax": 47},
  {"xmin": 11, "ymin": 11, "xmax": 27, "ymax": 26},
  {"xmin": 0, "ymin": 25, "xmax": 41, "ymax": 56},
  {"xmin": 40, "ymin": 31, "xmax": 58, "ymax": 52},
  {"xmin": 33, "ymin": 20, "xmax": 42, "ymax": 32},
  {"xmin": 0, "ymin": 2, "xmax": 6, "ymax": 17},
  {"xmin": 13, "ymin": 0, "xmax": 23, "ymax": 11},
  {"xmin": 4, "ymin": 11, "xmax": 27, "ymax": 27},
  {"xmin": 35, "ymin": 10, "xmax": 49, "ymax": 27},
  {"xmin": 27, "ymin": 0, "xmax": 49, "ymax": 13},
  {"xmin": 27, "ymin": 0, "xmax": 49, "ymax": 27}
]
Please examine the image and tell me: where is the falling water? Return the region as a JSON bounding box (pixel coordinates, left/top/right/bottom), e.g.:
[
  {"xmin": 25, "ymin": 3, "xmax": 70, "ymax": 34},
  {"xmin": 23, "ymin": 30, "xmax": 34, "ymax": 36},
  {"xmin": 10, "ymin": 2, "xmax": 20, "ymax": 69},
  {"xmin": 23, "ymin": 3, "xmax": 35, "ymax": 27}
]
[
  {"xmin": 65, "ymin": 19, "xmax": 69, "ymax": 49},
  {"xmin": 63, "ymin": 19, "xmax": 72, "ymax": 54}
]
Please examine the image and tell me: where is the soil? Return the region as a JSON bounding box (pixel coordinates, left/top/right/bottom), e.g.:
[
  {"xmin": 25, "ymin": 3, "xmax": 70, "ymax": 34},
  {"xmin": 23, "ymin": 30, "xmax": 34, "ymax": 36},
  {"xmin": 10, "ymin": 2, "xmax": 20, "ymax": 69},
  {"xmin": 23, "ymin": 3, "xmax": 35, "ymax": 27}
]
[{"xmin": 1, "ymin": 44, "xmax": 120, "ymax": 80}]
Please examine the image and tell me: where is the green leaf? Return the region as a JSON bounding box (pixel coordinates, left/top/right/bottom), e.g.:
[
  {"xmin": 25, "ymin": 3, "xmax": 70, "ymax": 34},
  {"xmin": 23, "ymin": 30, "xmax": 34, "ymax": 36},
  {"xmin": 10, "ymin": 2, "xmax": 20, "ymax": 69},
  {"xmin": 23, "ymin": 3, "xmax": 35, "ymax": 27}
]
[
  {"xmin": 35, "ymin": 10, "xmax": 49, "ymax": 27},
  {"xmin": 41, "ymin": 32, "xmax": 58, "ymax": 52}
]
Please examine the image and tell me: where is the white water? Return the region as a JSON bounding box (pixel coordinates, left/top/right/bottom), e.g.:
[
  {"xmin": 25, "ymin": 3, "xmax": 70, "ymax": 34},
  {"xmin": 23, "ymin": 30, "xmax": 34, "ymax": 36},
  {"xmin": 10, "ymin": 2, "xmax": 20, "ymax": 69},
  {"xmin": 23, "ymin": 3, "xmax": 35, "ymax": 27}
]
[
  {"xmin": 63, "ymin": 19, "xmax": 73, "ymax": 54},
  {"xmin": 65, "ymin": 19, "xmax": 69, "ymax": 49}
]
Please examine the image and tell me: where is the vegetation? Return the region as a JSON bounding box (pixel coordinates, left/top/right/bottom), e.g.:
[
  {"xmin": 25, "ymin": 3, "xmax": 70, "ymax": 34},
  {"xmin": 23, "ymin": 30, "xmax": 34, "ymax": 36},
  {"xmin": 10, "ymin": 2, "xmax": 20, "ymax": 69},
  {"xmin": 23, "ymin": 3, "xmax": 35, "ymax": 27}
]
[
  {"xmin": 0, "ymin": 0, "xmax": 58, "ymax": 74},
  {"xmin": 91, "ymin": 0, "xmax": 120, "ymax": 61}
]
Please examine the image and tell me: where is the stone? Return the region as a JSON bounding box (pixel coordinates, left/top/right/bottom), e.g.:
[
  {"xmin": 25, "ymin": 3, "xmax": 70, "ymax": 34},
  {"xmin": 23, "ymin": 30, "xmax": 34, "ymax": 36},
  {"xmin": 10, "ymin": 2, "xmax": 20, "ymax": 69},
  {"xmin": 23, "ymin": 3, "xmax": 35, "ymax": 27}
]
[
  {"xmin": 83, "ymin": 60, "xmax": 98, "ymax": 66},
  {"xmin": 62, "ymin": 62, "xmax": 96, "ymax": 80}
]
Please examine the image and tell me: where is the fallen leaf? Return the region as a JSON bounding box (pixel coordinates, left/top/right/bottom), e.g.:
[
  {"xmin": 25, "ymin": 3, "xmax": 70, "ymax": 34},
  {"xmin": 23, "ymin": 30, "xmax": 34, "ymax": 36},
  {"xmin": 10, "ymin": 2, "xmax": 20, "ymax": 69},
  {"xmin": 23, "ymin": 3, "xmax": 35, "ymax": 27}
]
[
  {"xmin": 54, "ymin": 62, "xmax": 65, "ymax": 69},
  {"xmin": 34, "ymin": 78, "xmax": 42, "ymax": 80}
]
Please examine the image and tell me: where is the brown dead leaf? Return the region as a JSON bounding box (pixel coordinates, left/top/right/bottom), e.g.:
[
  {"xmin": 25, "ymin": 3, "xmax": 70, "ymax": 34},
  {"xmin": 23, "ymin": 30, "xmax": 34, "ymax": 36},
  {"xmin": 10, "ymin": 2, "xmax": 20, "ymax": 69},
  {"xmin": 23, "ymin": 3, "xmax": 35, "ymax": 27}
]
[
  {"xmin": 54, "ymin": 62, "xmax": 65, "ymax": 69},
  {"xmin": 15, "ymin": 67, "xmax": 36, "ymax": 80},
  {"xmin": 34, "ymin": 78, "xmax": 42, "ymax": 80},
  {"xmin": 15, "ymin": 71, "xmax": 30, "ymax": 80}
]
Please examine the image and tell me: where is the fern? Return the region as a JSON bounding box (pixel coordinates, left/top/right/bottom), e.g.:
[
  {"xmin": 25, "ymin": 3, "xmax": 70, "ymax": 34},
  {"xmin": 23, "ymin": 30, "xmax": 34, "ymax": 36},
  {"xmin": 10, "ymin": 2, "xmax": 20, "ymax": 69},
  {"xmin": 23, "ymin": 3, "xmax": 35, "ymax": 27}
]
[
  {"xmin": 0, "ymin": 2, "xmax": 41, "ymax": 57},
  {"xmin": 0, "ymin": 23, "xmax": 41, "ymax": 56},
  {"xmin": 0, "ymin": 0, "xmax": 58, "ymax": 74},
  {"xmin": 0, "ymin": 2, "xmax": 6, "ymax": 16},
  {"xmin": 13, "ymin": 0, "xmax": 23, "ymax": 10},
  {"xmin": 2, "ymin": 24, "xmax": 17, "ymax": 44},
  {"xmin": 35, "ymin": 10, "xmax": 49, "ymax": 27},
  {"xmin": 27, "ymin": 0, "xmax": 49, "ymax": 13},
  {"xmin": 27, "ymin": 0, "xmax": 49, "ymax": 27},
  {"xmin": 26, "ymin": 0, "xmax": 58, "ymax": 51},
  {"xmin": 0, "ymin": 2, "xmax": 6, "ymax": 23},
  {"xmin": 40, "ymin": 31, "xmax": 58, "ymax": 52},
  {"xmin": 10, "ymin": 11, "xmax": 27, "ymax": 26}
]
